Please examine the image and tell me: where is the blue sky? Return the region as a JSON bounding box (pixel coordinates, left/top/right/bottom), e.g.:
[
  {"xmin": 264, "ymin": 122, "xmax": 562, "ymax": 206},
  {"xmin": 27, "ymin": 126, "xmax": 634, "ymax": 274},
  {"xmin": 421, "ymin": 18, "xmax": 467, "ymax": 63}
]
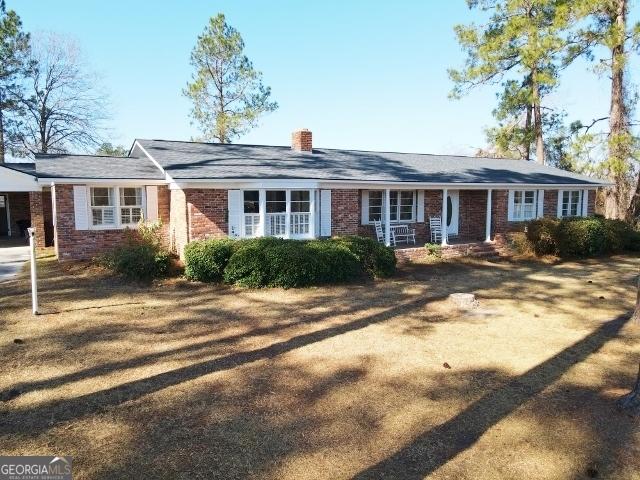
[{"xmin": 15, "ymin": 0, "xmax": 630, "ymax": 155}]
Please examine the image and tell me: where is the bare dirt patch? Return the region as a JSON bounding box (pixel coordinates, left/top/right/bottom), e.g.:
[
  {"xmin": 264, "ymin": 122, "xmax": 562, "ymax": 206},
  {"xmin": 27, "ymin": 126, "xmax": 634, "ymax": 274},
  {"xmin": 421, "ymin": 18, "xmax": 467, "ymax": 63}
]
[{"xmin": 0, "ymin": 254, "xmax": 639, "ymax": 479}]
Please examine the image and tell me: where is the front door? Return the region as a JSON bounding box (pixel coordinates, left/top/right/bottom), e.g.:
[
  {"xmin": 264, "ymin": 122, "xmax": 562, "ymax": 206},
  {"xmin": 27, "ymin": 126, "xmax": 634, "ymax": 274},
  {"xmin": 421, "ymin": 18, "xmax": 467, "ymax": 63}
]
[
  {"xmin": 447, "ymin": 190, "xmax": 459, "ymax": 236},
  {"xmin": 0, "ymin": 195, "xmax": 8, "ymax": 236}
]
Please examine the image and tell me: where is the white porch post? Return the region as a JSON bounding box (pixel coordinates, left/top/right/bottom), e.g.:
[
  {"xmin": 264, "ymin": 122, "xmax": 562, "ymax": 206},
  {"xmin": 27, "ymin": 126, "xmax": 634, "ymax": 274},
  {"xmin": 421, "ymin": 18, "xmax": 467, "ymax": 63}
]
[
  {"xmin": 309, "ymin": 189, "xmax": 316, "ymax": 238},
  {"xmin": 258, "ymin": 189, "xmax": 266, "ymax": 237},
  {"xmin": 384, "ymin": 188, "xmax": 391, "ymax": 246},
  {"xmin": 441, "ymin": 188, "xmax": 448, "ymax": 246},
  {"xmin": 284, "ymin": 190, "xmax": 291, "ymax": 239},
  {"xmin": 485, "ymin": 188, "xmax": 493, "ymax": 243}
]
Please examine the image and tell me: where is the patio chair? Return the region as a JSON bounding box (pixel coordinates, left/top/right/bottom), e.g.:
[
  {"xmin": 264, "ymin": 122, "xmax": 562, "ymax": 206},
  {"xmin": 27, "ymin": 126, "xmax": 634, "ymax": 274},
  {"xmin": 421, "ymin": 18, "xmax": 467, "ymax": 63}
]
[
  {"xmin": 374, "ymin": 220, "xmax": 396, "ymax": 246},
  {"xmin": 429, "ymin": 216, "xmax": 442, "ymax": 243},
  {"xmin": 393, "ymin": 224, "xmax": 416, "ymax": 245}
]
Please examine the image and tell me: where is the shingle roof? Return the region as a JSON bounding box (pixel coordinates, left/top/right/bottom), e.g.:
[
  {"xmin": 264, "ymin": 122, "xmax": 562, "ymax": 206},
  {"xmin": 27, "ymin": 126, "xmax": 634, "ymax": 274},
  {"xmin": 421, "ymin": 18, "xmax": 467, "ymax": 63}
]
[
  {"xmin": 136, "ymin": 139, "xmax": 606, "ymax": 186},
  {"xmin": 1, "ymin": 162, "xmax": 36, "ymax": 175},
  {"xmin": 34, "ymin": 154, "xmax": 164, "ymax": 180}
]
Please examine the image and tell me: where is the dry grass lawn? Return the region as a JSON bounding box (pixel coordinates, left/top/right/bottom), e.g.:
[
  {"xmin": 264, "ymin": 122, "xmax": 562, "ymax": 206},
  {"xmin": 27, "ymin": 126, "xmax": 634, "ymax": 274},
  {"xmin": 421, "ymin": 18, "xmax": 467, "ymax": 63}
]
[{"xmin": 1, "ymin": 251, "xmax": 640, "ymax": 479}]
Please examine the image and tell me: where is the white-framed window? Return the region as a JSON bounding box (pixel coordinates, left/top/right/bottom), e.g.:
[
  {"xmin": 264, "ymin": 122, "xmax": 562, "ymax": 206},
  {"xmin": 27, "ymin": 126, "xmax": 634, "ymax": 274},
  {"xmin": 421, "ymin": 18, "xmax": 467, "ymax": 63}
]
[
  {"xmin": 509, "ymin": 190, "xmax": 537, "ymax": 221},
  {"xmin": 243, "ymin": 190, "xmax": 260, "ymax": 236},
  {"xmin": 89, "ymin": 186, "xmax": 146, "ymax": 228},
  {"xmin": 366, "ymin": 190, "xmax": 416, "ymax": 223},
  {"xmin": 368, "ymin": 191, "xmax": 383, "ymax": 222},
  {"xmin": 290, "ymin": 190, "xmax": 311, "ymax": 235},
  {"xmin": 560, "ymin": 190, "xmax": 583, "ymax": 218},
  {"xmin": 236, "ymin": 189, "xmax": 315, "ymax": 239},
  {"xmin": 119, "ymin": 187, "xmax": 144, "ymax": 226},
  {"xmin": 91, "ymin": 187, "xmax": 116, "ymax": 226}
]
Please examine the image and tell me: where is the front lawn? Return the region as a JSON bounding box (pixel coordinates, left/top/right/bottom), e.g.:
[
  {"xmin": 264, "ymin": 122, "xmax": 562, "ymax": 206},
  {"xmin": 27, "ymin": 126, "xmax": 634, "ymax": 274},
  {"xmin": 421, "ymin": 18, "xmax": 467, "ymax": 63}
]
[{"xmin": 0, "ymin": 254, "xmax": 639, "ymax": 479}]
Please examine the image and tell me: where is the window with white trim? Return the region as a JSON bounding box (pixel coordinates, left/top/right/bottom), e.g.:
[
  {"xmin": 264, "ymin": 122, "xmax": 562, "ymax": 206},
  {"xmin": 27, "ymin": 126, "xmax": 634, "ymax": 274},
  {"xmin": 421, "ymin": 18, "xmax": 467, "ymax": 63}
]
[
  {"xmin": 243, "ymin": 190, "xmax": 260, "ymax": 236},
  {"xmin": 367, "ymin": 190, "xmax": 415, "ymax": 223},
  {"xmin": 290, "ymin": 190, "xmax": 311, "ymax": 235},
  {"xmin": 511, "ymin": 190, "xmax": 537, "ymax": 221},
  {"xmin": 89, "ymin": 186, "xmax": 146, "ymax": 228},
  {"xmin": 91, "ymin": 187, "xmax": 116, "ymax": 226},
  {"xmin": 119, "ymin": 187, "xmax": 144, "ymax": 225},
  {"xmin": 561, "ymin": 190, "xmax": 582, "ymax": 217}
]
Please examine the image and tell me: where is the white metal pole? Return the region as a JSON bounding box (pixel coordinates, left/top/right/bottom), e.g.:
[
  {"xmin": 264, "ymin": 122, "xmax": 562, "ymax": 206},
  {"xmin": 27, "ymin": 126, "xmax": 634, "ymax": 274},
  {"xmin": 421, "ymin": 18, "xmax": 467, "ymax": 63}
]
[
  {"xmin": 27, "ymin": 227, "xmax": 39, "ymax": 315},
  {"xmin": 384, "ymin": 189, "xmax": 391, "ymax": 247},
  {"xmin": 485, "ymin": 189, "xmax": 493, "ymax": 243},
  {"xmin": 441, "ymin": 188, "xmax": 448, "ymax": 246}
]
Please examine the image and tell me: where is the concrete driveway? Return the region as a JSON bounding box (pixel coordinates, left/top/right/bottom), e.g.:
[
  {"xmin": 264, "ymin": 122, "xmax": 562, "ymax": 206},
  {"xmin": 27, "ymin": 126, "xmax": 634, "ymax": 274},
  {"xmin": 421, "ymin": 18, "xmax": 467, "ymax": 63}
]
[{"xmin": 0, "ymin": 242, "xmax": 30, "ymax": 282}]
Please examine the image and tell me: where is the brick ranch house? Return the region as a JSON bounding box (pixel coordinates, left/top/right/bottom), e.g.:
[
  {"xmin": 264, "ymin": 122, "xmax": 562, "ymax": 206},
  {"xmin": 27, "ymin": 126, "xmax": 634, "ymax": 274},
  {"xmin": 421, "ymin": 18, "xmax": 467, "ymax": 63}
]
[{"xmin": 0, "ymin": 129, "xmax": 607, "ymax": 261}]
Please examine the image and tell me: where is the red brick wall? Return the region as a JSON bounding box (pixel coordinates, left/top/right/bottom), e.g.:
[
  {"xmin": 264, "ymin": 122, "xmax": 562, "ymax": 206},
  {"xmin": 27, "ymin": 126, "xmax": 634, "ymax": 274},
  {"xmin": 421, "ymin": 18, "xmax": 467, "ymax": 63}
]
[
  {"xmin": 29, "ymin": 192, "xmax": 45, "ymax": 247},
  {"xmin": 54, "ymin": 184, "xmax": 133, "ymax": 261},
  {"xmin": 157, "ymin": 185, "xmax": 170, "ymax": 246},
  {"xmin": 331, "ymin": 189, "xmax": 360, "ymax": 235},
  {"xmin": 169, "ymin": 188, "xmax": 188, "ymax": 257},
  {"xmin": 588, "ymin": 189, "xmax": 596, "ymax": 215},
  {"xmin": 186, "ymin": 189, "xmax": 228, "ymax": 241},
  {"xmin": 458, "ymin": 190, "xmax": 487, "ymax": 241},
  {"xmin": 53, "ymin": 184, "xmax": 170, "ymax": 260}
]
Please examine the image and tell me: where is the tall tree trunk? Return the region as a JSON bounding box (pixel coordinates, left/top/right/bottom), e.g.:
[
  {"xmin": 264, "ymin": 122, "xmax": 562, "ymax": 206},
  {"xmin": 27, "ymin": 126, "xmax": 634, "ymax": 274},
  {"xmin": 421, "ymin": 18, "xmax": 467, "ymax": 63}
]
[
  {"xmin": 524, "ymin": 103, "xmax": 532, "ymax": 160},
  {"xmin": 0, "ymin": 90, "xmax": 5, "ymax": 164},
  {"xmin": 531, "ymin": 67, "xmax": 545, "ymax": 164},
  {"xmin": 606, "ymin": 0, "xmax": 630, "ymax": 220},
  {"xmin": 0, "ymin": 106, "xmax": 5, "ymax": 164}
]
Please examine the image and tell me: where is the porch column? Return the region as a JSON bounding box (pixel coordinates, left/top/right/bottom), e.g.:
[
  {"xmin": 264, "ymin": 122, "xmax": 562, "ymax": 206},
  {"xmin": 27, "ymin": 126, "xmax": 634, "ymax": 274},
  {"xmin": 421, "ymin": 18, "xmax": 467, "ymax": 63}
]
[
  {"xmin": 441, "ymin": 188, "xmax": 448, "ymax": 246},
  {"xmin": 384, "ymin": 188, "xmax": 391, "ymax": 246},
  {"xmin": 485, "ymin": 189, "xmax": 493, "ymax": 243},
  {"xmin": 258, "ymin": 190, "xmax": 266, "ymax": 237},
  {"xmin": 284, "ymin": 190, "xmax": 291, "ymax": 239}
]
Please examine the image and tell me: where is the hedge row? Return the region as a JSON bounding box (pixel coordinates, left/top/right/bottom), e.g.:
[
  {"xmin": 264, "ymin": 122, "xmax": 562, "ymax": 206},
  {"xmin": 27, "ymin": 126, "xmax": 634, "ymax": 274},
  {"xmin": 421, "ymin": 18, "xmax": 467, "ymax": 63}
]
[
  {"xmin": 184, "ymin": 236, "xmax": 396, "ymax": 288},
  {"xmin": 526, "ymin": 216, "xmax": 640, "ymax": 257}
]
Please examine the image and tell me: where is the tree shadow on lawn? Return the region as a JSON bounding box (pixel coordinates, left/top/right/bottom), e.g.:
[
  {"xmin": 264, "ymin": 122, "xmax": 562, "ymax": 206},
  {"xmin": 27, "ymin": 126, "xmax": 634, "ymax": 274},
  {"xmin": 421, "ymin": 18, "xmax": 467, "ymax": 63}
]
[
  {"xmin": 83, "ymin": 315, "xmax": 637, "ymax": 479},
  {"xmin": 0, "ymin": 293, "xmax": 445, "ymax": 437},
  {"xmin": 353, "ymin": 312, "xmax": 632, "ymax": 479}
]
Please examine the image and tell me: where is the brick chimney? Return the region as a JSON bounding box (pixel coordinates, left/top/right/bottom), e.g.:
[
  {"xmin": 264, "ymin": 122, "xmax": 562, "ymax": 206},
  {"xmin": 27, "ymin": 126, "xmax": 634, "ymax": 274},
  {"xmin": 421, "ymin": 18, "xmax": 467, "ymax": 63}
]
[{"xmin": 292, "ymin": 129, "xmax": 312, "ymax": 152}]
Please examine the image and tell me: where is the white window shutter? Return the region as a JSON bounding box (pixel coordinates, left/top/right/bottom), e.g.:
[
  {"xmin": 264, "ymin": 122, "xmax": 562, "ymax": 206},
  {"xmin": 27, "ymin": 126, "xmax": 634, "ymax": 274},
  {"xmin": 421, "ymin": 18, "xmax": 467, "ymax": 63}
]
[
  {"xmin": 507, "ymin": 190, "xmax": 515, "ymax": 222},
  {"xmin": 145, "ymin": 186, "xmax": 158, "ymax": 222},
  {"xmin": 228, "ymin": 190, "xmax": 242, "ymax": 238},
  {"xmin": 73, "ymin": 185, "xmax": 89, "ymax": 230},
  {"xmin": 582, "ymin": 189, "xmax": 589, "ymax": 217},
  {"xmin": 537, "ymin": 190, "xmax": 544, "ymax": 218},
  {"xmin": 320, "ymin": 189, "xmax": 331, "ymax": 237},
  {"xmin": 417, "ymin": 190, "xmax": 425, "ymax": 222},
  {"xmin": 557, "ymin": 190, "xmax": 563, "ymax": 218},
  {"xmin": 361, "ymin": 190, "xmax": 369, "ymax": 225}
]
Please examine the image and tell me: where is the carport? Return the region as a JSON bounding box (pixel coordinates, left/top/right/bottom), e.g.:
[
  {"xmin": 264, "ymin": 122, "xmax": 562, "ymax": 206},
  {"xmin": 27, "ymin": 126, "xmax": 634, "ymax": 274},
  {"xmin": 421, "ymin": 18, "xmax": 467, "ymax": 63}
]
[{"xmin": 0, "ymin": 163, "xmax": 53, "ymax": 248}]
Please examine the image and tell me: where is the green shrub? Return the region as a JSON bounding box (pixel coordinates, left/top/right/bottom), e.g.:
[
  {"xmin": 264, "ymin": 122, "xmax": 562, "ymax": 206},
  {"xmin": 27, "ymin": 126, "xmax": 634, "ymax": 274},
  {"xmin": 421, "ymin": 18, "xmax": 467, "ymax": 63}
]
[
  {"xmin": 424, "ymin": 242, "xmax": 442, "ymax": 258},
  {"xmin": 223, "ymin": 237, "xmax": 363, "ymax": 288},
  {"xmin": 507, "ymin": 232, "xmax": 533, "ymax": 256},
  {"xmin": 331, "ymin": 236, "xmax": 396, "ymax": 278},
  {"xmin": 526, "ymin": 218, "xmax": 560, "ymax": 255},
  {"xmin": 98, "ymin": 221, "xmax": 171, "ymax": 281},
  {"xmin": 184, "ymin": 236, "xmax": 396, "ymax": 288},
  {"xmin": 184, "ymin": 238, "xmax": 236, "ymax": 282},
  {"xmin": 526, "ymin": 216, "xmax": 639, "ymax": 258}
]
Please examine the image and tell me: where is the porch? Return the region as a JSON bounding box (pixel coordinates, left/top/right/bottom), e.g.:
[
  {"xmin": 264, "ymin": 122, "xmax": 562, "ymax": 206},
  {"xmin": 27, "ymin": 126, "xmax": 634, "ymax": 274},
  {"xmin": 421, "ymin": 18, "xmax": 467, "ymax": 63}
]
[{"xmin": 393, "ymin": 238, "xmax": 508, "ymax": 262}]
